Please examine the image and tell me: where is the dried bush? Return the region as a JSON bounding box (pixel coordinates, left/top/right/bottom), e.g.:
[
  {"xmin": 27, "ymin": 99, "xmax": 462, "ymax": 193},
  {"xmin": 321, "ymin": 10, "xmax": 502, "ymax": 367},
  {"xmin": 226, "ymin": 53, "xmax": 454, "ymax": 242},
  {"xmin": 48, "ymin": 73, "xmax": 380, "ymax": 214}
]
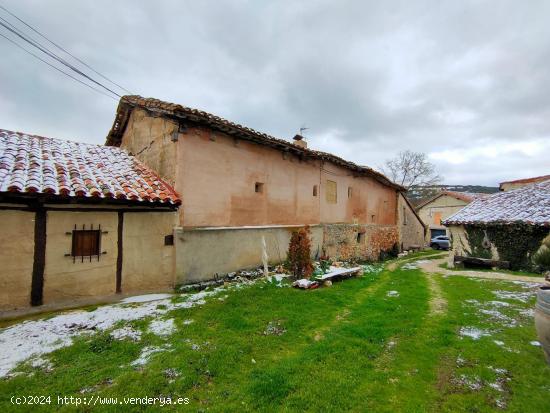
[{"xmin": 286, "ymin": 226, "xmax": 313, "ymax": 278}]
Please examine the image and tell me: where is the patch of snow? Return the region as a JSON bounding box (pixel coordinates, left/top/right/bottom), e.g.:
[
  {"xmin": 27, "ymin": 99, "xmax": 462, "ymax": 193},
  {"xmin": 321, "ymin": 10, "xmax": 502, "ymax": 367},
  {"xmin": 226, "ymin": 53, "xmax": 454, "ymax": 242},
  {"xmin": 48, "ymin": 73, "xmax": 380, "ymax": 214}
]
[
  {"xmin": 131, "ymin": 345, "xmax": 171, "ymax": 367},
  {"xmin": 488, "ymin": 381, "xmax": 504, "ymax": 392},
  {"xmin": 387, "ymin": 290, "xmax": 400, "ymax": 297},
  {"xmin": 362, "ymin": 264, "xmax": 383, "ymax": 275},
  {"xmin": 110, "ymin": 326, "xmax": 141, "ymax": 342},
  {"xmin": 510, "ymin": 280, "xmax": 541, "ymax": 289},
  {"xmin": 0, "ymin": 286, "xmax": 230, "ymax": 378},
  {"xmin": 493, "ymin": 290, "xmax": 535, "ymax": 303},
  {"xmin": 183, "ymin": 319, "xmax": 194, "ymax": 325},
  {"xmin": 520, "ymin": 308, "xmax": 535, "ymax": 317},
  {"xmin": 530, "ymin": 340, "xmax": 541, "ymax": 347},
  {"xmin": 29, "ymin": 356, "xmax": 53, "ymax": 372},
  {"xmin": 487, "ymin": 301, "xmax": 511, "ymax": 308},
  {"xmin": 148, "ymin": 318, "xmax": 176, "ymax": 337},
  {"xmin": 493, "ymin": 340, "xmax": 505, "ymax": 346},
  {"xmin": 459, "ymin": 327, "xmax": 492, "ymax": 340},
  {"xmin": 120, "ymin": 294, "xmax": 173, "ymax": 304},
  {"xmin": 453, "ymin": 374, "xmax": 483, "ymax": 391},
  {"xmin": 478, "ymin": 309, "xmax": 517, "ymax": 327}
]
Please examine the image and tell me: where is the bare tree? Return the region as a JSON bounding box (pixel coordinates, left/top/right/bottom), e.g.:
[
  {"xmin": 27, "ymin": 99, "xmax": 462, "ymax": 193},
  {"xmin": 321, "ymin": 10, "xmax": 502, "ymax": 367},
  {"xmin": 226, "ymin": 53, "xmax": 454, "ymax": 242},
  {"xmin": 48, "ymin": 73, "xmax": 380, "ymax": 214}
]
[{"xmin": 381, "ymin": 150, "xmax": 441, "ymax": 191}]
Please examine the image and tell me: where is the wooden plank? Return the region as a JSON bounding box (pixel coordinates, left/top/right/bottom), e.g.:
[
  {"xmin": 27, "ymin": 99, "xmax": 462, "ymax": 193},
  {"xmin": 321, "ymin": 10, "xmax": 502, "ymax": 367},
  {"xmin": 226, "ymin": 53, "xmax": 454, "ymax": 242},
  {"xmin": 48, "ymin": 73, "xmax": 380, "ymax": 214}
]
[
  {"xmin": 454, "ymin": 255, "xmax": 510, "ymax": 269},
  {"xmin": 31, "ymin": 208, "xmax": 46, "ymax": 306},
  {"xmin": 116, "ymin": 212, "xmax": 124, "ymax": 293}
]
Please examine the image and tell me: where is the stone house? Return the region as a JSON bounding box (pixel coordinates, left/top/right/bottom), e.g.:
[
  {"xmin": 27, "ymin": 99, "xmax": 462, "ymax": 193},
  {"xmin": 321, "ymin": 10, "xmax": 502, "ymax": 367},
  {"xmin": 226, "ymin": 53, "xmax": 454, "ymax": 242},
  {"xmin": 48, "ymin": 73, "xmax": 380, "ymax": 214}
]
[
  {"xmin": 443, "ymin": 179, "xmax": 550, "ymax": 271},
  {"xmin": 397, "ymin": 192, "xmax": 426, "ymax": 251},
  {"xmin": 106, "ymin": 96, "xmax": 412, "ymax": 283},
  {"xmin": 416, "ymin": 191, "xmax": 485, "ymax": 240},
  {"xmin": 0, "ymin": 129, "xmax": 180, "ymax": 314}
]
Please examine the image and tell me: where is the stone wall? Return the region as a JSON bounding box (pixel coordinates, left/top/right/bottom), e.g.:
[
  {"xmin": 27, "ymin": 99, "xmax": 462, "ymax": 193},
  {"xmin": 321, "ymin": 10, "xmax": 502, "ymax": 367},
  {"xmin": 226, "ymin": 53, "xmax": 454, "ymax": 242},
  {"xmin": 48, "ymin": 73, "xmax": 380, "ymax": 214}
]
[
  {"xmin": 397, "ymin": 193, "xmax": 426, "ymax": 250},
  {"xmin": 322, "ymin": 224, "xmax": 399, "ymax": 261},
  {"xmin": 448, "ymin": 223, "xmax": 549, "ymax": 271}
]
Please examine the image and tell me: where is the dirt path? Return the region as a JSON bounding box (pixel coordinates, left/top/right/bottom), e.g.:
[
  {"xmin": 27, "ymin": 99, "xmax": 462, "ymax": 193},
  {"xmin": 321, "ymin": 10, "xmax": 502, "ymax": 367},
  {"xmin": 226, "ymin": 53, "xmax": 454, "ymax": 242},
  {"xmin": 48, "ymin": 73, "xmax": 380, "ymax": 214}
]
[{"xmin": 419, "ymin": 257, "xmax": 546, "ymax": 283}]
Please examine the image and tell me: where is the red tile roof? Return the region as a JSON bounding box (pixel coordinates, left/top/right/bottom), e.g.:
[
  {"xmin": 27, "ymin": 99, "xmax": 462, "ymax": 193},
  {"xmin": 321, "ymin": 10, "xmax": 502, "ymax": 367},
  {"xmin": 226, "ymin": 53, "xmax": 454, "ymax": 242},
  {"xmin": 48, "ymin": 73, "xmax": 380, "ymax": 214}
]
[
  {"xmin": 0, "ymin": 129, "xmax": 181, "ymax": 206},
  {"xmin": 106, "ymin": 95, "xmax": 405, "ymax": 191},
  {"xmin": 443, "ymin": 179, "xmax": 550, "ymax": 226},
  {"xmin": 416, "ymin": 190, "xmax": 486, "ymax": 210},
  {"xmin": 499, "ymin": 174, "xmax": 550, "ymax": 185}
]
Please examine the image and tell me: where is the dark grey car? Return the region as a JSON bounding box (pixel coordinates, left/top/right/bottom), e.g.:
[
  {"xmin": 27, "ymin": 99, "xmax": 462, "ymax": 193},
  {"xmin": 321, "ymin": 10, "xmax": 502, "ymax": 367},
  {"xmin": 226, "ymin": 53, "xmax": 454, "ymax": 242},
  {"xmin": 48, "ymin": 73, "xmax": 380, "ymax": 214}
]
[{"xmin": 430, "ymin": 235, "xmax": 450, "ymax": 250}]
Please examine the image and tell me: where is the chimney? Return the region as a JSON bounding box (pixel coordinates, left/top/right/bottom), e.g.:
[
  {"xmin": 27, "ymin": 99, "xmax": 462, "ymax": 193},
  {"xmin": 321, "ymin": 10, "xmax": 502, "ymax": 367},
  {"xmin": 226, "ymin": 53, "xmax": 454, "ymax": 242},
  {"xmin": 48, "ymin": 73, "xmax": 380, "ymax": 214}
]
[{"xmin": 293, "ymin": 134, "xmax": 307, "ymax": 149}]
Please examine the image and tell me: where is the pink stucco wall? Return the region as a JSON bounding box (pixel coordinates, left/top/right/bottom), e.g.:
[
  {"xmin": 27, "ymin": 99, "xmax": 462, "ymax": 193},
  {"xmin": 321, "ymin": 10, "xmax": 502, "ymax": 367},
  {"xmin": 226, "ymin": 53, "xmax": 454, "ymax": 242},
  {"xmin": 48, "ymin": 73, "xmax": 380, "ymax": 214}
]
[
  {"xmin": 174, "ymin": 126, "xmax": 397, "ymax": 228},
  {"xmin": 119, "ymin": 111, "xmax": 397, "ymax": 228}
]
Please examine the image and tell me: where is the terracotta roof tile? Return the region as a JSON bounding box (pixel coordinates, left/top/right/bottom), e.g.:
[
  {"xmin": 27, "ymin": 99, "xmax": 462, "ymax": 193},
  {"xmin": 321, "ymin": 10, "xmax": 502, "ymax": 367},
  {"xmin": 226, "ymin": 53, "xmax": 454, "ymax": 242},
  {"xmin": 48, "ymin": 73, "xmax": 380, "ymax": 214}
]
[
  {"xmin": 443, "ymin": 179, "xmax": 550, "ymax": 226},
  {"xmin": 499, "ymin": 174, "xmax": 550, "ymax": 185},
  {"xmin": 0, "ymin": 129, "xmax": 181, "ymax": 206}
]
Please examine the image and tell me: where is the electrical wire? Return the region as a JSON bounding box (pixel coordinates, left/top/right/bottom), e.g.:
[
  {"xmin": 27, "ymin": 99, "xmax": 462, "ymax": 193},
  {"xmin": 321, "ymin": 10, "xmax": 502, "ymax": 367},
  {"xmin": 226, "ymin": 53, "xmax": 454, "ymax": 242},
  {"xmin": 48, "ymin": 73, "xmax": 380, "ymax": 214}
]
[
  {"xmin": 0, "ymin": 32, "xmax": 118, "ymax": 101},
  {"xmin": 0, "ymin": 17, "xmax": 121, "ymax": 98},
  {"xmin": 0, "ymin": 3, "xmax": 132, "ymax": 95}
]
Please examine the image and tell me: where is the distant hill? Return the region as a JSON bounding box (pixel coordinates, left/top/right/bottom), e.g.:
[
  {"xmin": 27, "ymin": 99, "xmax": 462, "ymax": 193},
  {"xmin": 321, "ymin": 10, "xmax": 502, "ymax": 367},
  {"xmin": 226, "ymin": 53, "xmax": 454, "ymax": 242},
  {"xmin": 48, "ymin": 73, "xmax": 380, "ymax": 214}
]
[{"xmin": 407, "ymin": 185, "xmax": 499, "ymax": 206}]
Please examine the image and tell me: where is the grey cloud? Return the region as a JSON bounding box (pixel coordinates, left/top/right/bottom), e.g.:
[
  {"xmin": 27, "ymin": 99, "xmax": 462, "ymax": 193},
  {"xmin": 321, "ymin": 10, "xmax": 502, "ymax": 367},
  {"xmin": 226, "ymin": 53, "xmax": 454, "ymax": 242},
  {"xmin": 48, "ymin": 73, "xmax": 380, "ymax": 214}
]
[{"xmin": 0, "ymin": 0, "xmax": 548, "ymax": 186}]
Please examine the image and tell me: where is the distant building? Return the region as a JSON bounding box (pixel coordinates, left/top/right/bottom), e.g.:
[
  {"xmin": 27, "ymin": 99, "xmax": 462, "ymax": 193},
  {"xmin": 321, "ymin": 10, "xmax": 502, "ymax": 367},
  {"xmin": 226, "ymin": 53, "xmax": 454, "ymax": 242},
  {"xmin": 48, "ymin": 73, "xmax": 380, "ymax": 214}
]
[
  {"xmin": 416, "ymin": 191, "xmax": 486, "ymax": 239},
  {"xmin": 499, "ymin": 174, "xmax": 550, "ymax": 192},
  {"xmin": 443, "ymin": 179, "xmax": 550, "ymax": 271}
]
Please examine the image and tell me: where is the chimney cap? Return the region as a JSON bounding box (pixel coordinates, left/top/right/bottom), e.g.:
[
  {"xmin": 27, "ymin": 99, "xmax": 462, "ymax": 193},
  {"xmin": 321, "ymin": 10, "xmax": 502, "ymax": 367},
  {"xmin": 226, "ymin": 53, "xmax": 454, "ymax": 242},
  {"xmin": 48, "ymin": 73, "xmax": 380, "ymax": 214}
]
[{"xmin": 293, "ymin": 134, "xmax": 304, "ymax": 141}]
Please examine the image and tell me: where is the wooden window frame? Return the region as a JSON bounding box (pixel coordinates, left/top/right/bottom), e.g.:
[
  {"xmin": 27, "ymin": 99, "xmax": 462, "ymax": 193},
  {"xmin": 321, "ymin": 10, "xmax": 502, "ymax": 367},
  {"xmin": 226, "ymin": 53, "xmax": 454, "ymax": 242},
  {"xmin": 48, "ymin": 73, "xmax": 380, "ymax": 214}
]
[
  {"xmin": 71, "ymin": 229, "xmax": 101, "ymax": 260},
  {"xmin": 326, "ymin": 180, "xmax": 337, "ymax": 204}
]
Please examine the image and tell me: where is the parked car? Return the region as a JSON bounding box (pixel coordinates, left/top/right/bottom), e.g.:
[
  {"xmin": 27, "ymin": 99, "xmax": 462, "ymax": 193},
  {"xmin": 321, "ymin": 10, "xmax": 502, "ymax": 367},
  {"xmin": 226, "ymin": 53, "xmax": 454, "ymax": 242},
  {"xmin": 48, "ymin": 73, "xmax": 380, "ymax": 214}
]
[{"xmin": 430, "ymin": 235, "xmax": 450, "ymax": 250}]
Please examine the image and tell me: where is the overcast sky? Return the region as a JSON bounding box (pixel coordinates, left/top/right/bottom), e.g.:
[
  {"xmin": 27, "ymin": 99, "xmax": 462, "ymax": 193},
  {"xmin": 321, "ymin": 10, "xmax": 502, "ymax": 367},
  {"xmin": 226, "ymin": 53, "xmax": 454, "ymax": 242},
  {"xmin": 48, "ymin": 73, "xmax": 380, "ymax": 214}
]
[{"xmin": 1, "ymin": 1, "xmax": 549, "ymax": 186}]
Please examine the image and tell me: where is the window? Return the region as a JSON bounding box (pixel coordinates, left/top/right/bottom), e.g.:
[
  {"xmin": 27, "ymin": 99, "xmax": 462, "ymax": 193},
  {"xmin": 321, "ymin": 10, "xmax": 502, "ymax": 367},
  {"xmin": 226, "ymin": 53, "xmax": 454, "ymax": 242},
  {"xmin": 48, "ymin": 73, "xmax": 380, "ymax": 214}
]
[
  {"xmin": 371, "ymin": 214, "xmax": 376, "ymax": 223},
  {"xmin": 255, "ymin": 182, "xmax": 264, "ymax": 193},
  {"xmin": 356, "ymin": 232, "xmax": 365, "ymax": 244},
  {"xmin": 326, "ymin": 180, "xmax": 337, "ymax": 204},
  {"xmin": 72, "ymin": 230, "xmax": 100, "ymax": 257},
  {"xmin": 348, "ymin": 187, "xmax": 353, "ymax": 198},
  {"xmin": 313, "ymin": 185, "xmax": 318, "ymax": 197},
  {"xmin": 164, "ymin": 235, "xmax": 174, "ymax": 246}
]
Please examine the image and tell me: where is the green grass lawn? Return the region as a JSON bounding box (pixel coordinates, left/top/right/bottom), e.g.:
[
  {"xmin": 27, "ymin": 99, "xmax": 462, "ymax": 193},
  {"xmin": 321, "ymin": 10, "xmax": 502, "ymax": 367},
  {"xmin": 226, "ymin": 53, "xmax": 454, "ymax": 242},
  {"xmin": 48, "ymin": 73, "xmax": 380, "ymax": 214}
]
[{"xmin": 1, "ymin": 259, "xmax": 548, "ymax": 412}]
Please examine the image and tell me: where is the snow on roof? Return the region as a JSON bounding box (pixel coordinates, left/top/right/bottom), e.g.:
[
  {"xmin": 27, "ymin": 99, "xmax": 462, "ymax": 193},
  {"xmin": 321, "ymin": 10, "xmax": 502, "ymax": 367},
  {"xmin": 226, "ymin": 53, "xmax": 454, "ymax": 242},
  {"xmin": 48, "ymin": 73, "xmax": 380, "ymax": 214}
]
[
  {"xmin": 0, "ymin": 129, "xmax": 181, "ymax": 205},
  {"xmin": 443, "ymin": 179, "xmax": 550, "ymax": 226}
]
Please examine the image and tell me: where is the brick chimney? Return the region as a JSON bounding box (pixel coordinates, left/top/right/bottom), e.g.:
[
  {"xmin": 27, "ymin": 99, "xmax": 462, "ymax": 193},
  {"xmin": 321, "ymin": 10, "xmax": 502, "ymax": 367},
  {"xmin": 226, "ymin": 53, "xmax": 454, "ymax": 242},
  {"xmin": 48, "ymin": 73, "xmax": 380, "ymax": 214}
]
[{"xmin": 293, "ymin": 134, "xmax": 307, "ymax": 149}]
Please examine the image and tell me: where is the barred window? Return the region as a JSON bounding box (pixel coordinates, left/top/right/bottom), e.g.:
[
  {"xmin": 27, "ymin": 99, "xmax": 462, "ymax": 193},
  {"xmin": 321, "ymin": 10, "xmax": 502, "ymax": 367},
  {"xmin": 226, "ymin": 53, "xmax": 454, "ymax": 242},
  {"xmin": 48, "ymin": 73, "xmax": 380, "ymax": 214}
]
[{"xmin": 72, "ymin": 230, "xmax": 100, "ymax": 257}]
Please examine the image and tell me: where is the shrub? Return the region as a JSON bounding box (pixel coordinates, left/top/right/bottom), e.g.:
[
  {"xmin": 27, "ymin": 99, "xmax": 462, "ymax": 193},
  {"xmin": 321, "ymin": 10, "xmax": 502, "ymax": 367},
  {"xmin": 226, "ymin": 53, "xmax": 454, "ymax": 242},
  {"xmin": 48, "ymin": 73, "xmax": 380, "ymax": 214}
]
[
  {"xmin": 286, "ymin": 226, "xmax": 313, "ymax": 278},
  {"xmin": 533, "ymin": 234, "xmax": 550, "ymax": 273}
]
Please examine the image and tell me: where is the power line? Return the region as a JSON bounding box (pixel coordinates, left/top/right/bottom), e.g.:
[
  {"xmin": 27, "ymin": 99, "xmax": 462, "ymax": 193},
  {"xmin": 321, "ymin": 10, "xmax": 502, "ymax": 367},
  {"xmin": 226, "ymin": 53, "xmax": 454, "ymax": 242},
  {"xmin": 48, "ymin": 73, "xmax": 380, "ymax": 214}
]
[
  {"xmin": 0, "ymin": 17, "xmax": 121, "ymax": 98},
  {"xmin": 0, "ymin": 32, "xmax": 118, "ymax": 101},
  {"xmin": 0, "ymin": 3, "xmax": 132, "ymax": 95}
]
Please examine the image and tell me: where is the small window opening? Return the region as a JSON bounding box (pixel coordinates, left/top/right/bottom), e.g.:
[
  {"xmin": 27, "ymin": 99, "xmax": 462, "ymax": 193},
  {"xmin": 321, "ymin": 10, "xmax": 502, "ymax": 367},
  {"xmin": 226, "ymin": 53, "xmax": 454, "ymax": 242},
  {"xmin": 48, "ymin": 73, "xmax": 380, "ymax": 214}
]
[
  {"xmin": 371, "ymin": 214, "xmax": 376, "ymax": 223},
  {"xmin": 164, "ymin": 235, "xmax": 174, "ymax": 246},
  {"xmin": 72, "ymin": 229, "xmax": 101, "ymax": 259},
  {"xmin": 313, "ymin": 185, "xmax": 318, "ymax": 196},
  {"xmin": 356, "ymin": 232, "xmax": 365, "ymax": 244},
  {"xmin": 255, "ymin": 182, "xmax": 264, "ymax": 193},
  {"xmin": 348, "ymin": 187, "xmax": 353, "ymax": 198},
  {"xmin": 403, "ymin": 207, "xmax": 408, "ymax": 225},
  {"xmin": 326, "ymin": 180, "xmax": 337, "ymax": 204}
]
